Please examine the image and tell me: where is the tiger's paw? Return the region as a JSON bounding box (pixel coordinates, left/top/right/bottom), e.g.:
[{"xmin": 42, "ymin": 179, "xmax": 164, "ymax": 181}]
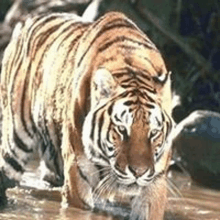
[
  {"xmin": 39, "ymin": 161, "xmax": 64, "ymax": 187},
  {"xmin": 42, "ymin": 172, "xmax": 64, "ymax": 187}
]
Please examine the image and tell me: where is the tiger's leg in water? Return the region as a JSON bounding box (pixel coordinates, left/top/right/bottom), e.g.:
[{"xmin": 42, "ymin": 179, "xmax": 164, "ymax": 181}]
[
  {"xmin": 147, "ymin": 176, "xmax": 167, "ymax": 220},
  {"xmin": 0, "ymin": 106, "xmax": 35, "ymax": 206},
  {"xmin": 129, "ymin": 176, "xmax": 167, "ymax": 220},
  {"xmin": 61, "ymin": 125, "xmax": 94, "ymax": 210},
  {"xmin": 61, "ymin": 131, "xmax": 98, "ymax": 209}
]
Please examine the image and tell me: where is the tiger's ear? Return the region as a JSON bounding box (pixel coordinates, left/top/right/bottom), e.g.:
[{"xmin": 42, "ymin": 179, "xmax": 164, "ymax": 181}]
[{"xmin": 92, "ymin": 68, "xmax": 118, "ymax": 106}]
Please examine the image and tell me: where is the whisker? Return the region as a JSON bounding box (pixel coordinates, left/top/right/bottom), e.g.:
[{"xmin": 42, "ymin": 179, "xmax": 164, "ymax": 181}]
[
  {"xmin": 101, "ymin": 174, "xmax": 116, "ymax": 209},
  {"xmin": 175, "ymin": 161, "xmax": 191, "ymax": 178},
  {"xmin": 166, "ymin": 177, "xmax": 183, "ymax": 198},
  {"xmin": 93, "ymin": 174, "xmax": 112, "ymax": 203},
  {"xmin": 89, "ymin": 166, "xmax": 111, "ymax": 176}
]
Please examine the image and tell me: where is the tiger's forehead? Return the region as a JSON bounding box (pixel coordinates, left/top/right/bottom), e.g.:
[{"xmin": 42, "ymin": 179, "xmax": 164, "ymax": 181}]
[{"xmin": 110, "ymin": 98, "xmax": 162, "ymax": 127}]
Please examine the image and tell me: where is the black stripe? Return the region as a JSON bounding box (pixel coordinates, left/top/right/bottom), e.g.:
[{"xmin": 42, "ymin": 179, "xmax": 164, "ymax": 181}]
[
  {"xmin": 121, "ymin": 84, "xmax": 137, "ymax": 89},
  {"xmin": 163, "ymin": 111, "xmax": 172, "ymax": 135},
  {"xmin": 124, "ymin": 100, "xmax": 138, "ymax": 106},
  {"xmin": 119, "ymin": 91, "xmax": 131, "ymax": 98},
  {"xmin": 124, "ymin": 100, "xmax": 133, "ymax": 106},
  {"xmin": 77, "ymin": 19, "xmax": 137, "ymax": 67},
  {"xmin": 140, "ymin": 85, "xmax": 156, "ymax": 94},
  {"xmin": 113, "ymin": 71, "xmax": 128, "ymax": 78},
  {"xmin": 62, "ymin": 34, "xmax": 84, "ymax": 63},
  {"xmin": 106, "ymin": 122, "xmax": 112, "ymax": 143},
  {"xmin": 155, "ymin": 116, "xmax": 162, "ymax": 127},
  {"xmin": 121, "ymin": 78, "xmax": 133, "ymax": 84},
  {"xmin": 13, "ymin": 130, "xmax": 33, "ymax": 153},
  {"xmin": 166, "ymin": 121, "xmax": 171, "ymax": 138},
  {"xmin": 167, "ymin": 117, "xmax": 172, "ymax": 136},
  {"xmin": 90, "ymin": 111, "xmax": 97, "ymax": 140},
  {"xmin": 33, "ymin": 22, "xmax": 67, "ymax": 52},
  {"xmin": 10, "ymin": 38, "xmax": 25, "ymax": 75},
  {"xmin": 9, "ymin": 59, "xmax": 31, "ymax": 139},
  {"xmin": 27, "ymin": 15, "xmax": 64, "ymax": 52},
  {"xmin": 98, "ymin": 35, "xmax": 153, "ymax": 53},
  {"xmin": 20, "ymin": 64, "xmax": 34, "ymax": 138},
  {"xmin": 107, "ymin": 103, "xmax": 114, "ymax": 115},
  {"xmin": 161, "ymin": 112, "xmax": 165, "ymax": 122},
  {"xmin": 98, "ymin": 154, "xmax": 110, "ymax": 164},
  {"xmin": 114, "ymin": 114, "xmax": 122, "ymax": 122},
  {"xmin": 136, "ymin": 71, "xmax": 151, "ymax": 81},
  {"xmin": 144, "ymin": 103, "xmax": 155, "ymax": 109},
  {"xmin": 90, "ymin": 105, "xmax": 106, "ymax": 140},
  {"xmin": 136, "ymin": 76, "xmax": 152, "ymax": 87},
  {"xmin": 56, "ymin": 22, "xmax": 89, "ymax": 50},
  {"xmin": 121, "ymin": 110, "xmax": 126, "ymax": 117},
  {"xmin": 97, "ymin": 112, "xmax": 107, "ymax": 156},
  {"xmin": 3, "ymin": 153, "xmax": 24, "ymax": 172},
  {"xmin": 81, "ymin": 17, "xmax": 130, "ymax": 42},
  {"xmin": 7, "ymin": 136, "xmax": 18, "ymax": 157},
  {"xmin": 142, "ymin": 91, "xmax": 156, "ymax": 103},
  {"xmin": 119, "ymin": 44, "xmax": 137, "ymax": 50},
  {"xmin": 10, "ymin": 60, "xmax": 22, "ymax": 94}
]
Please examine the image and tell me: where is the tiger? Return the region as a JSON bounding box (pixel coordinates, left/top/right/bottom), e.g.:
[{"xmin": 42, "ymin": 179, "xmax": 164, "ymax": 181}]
[{"xmin": 0, "ymin": 11, "xmax": 173, "ymax": 220}]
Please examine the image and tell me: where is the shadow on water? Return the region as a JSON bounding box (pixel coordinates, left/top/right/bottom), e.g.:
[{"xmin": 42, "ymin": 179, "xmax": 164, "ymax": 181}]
[{"xmin": 0, "ymin": 161, "xmax": 220, "ymax": 220}]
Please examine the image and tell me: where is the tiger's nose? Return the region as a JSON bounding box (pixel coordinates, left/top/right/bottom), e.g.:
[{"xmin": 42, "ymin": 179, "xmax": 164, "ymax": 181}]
[{"xmin": 128, "ymin": 165, "xmax": 155, "ymax": 178}]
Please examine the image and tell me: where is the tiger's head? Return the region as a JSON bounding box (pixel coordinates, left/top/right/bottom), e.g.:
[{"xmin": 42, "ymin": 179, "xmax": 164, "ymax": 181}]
[{"xmin": 82, "ymin": 68, "xmax": 173, "ymax": 192}]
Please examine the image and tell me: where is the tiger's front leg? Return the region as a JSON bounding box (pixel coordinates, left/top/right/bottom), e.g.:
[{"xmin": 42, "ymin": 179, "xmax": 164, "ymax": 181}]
[
  {"xmin": 62, "ymin": 156, "xmax": 101, "ymax": 210},
  {"xmin": 130, "ymin": 176, "xmax": 167, "ymax": 220},
  {"xmin": 148, "ymin": 180, "xmax": 167, "ymax": 220},
  {"xmin": 61, "ymin": 125, "xmax": 97, "ymax": 210}
]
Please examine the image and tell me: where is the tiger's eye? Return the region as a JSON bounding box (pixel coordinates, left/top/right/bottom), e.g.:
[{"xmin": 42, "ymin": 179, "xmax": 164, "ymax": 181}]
[
  {"xmin": 151, "ymin": 129, "xmax": 159, "ymax": 136},
  {"xmin": 108, "ymin": 146, "xmax": 114, "ymax": 151}
]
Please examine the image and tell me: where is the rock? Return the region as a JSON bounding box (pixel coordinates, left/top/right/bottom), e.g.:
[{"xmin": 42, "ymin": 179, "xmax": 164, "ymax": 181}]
[{"xmin": 173, "ymin": 110, "xmax": 220, "ymax": 189}]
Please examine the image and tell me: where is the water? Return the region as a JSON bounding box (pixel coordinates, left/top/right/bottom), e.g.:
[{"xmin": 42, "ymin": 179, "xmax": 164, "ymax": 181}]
[{"xmin": 0, "ymin": 161, "xmax": 220, "ymax": 220}]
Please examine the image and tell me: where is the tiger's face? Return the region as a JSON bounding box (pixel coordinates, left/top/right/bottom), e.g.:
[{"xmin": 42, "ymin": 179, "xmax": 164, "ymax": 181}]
[{"xmin": 82, "ymin": 68, "xmax": 172, "ymax": 190}]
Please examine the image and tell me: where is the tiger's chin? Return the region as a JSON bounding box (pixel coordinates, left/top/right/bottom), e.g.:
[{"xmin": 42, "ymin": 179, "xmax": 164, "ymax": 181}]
[
  {"xmin": 93, "ymin": 180, "xmax": 141, "ymax": 209},
  {"xmin": 116, "ymin": 181, "xmax": 142, "ymax": 196},
  {"xmin": 92, "ymin": 176, "xmax": 156, "ymax": 218},
  {"xmin": 96, "ymin": 174, "xmax": 153, "ymax": 202}
]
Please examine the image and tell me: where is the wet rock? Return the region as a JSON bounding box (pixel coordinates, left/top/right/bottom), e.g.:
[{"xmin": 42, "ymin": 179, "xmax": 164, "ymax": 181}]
[{"xmin": 173, "ymin": 110, "xmax": 220, "ymax": 189}]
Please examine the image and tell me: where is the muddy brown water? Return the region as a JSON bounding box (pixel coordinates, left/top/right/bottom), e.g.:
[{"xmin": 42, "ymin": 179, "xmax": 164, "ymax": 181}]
[{"xmin": 0, "ymin": 161, "xmax": 220, "ymax": 220}]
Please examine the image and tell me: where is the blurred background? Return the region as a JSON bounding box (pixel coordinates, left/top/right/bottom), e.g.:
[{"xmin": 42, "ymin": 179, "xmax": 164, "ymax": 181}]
[{"xmin": 0, "ymin": 1, "xmax": 220, "ymax": 219}]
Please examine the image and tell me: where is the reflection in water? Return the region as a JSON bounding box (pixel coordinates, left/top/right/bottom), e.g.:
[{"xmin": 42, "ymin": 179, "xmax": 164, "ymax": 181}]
[{"xmin": 0, "ymin": 161, "xmax": 220, "ymax": 220}]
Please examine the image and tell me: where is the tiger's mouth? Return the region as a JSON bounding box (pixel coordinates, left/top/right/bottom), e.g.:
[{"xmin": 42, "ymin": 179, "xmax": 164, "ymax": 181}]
[
  {"xmin": 92, "ymin": 165, "xmax": 165, "ymax": 205},
  {"xmin": 115, "ymin": 173, "xmax": 155, "ymax": 188}
]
